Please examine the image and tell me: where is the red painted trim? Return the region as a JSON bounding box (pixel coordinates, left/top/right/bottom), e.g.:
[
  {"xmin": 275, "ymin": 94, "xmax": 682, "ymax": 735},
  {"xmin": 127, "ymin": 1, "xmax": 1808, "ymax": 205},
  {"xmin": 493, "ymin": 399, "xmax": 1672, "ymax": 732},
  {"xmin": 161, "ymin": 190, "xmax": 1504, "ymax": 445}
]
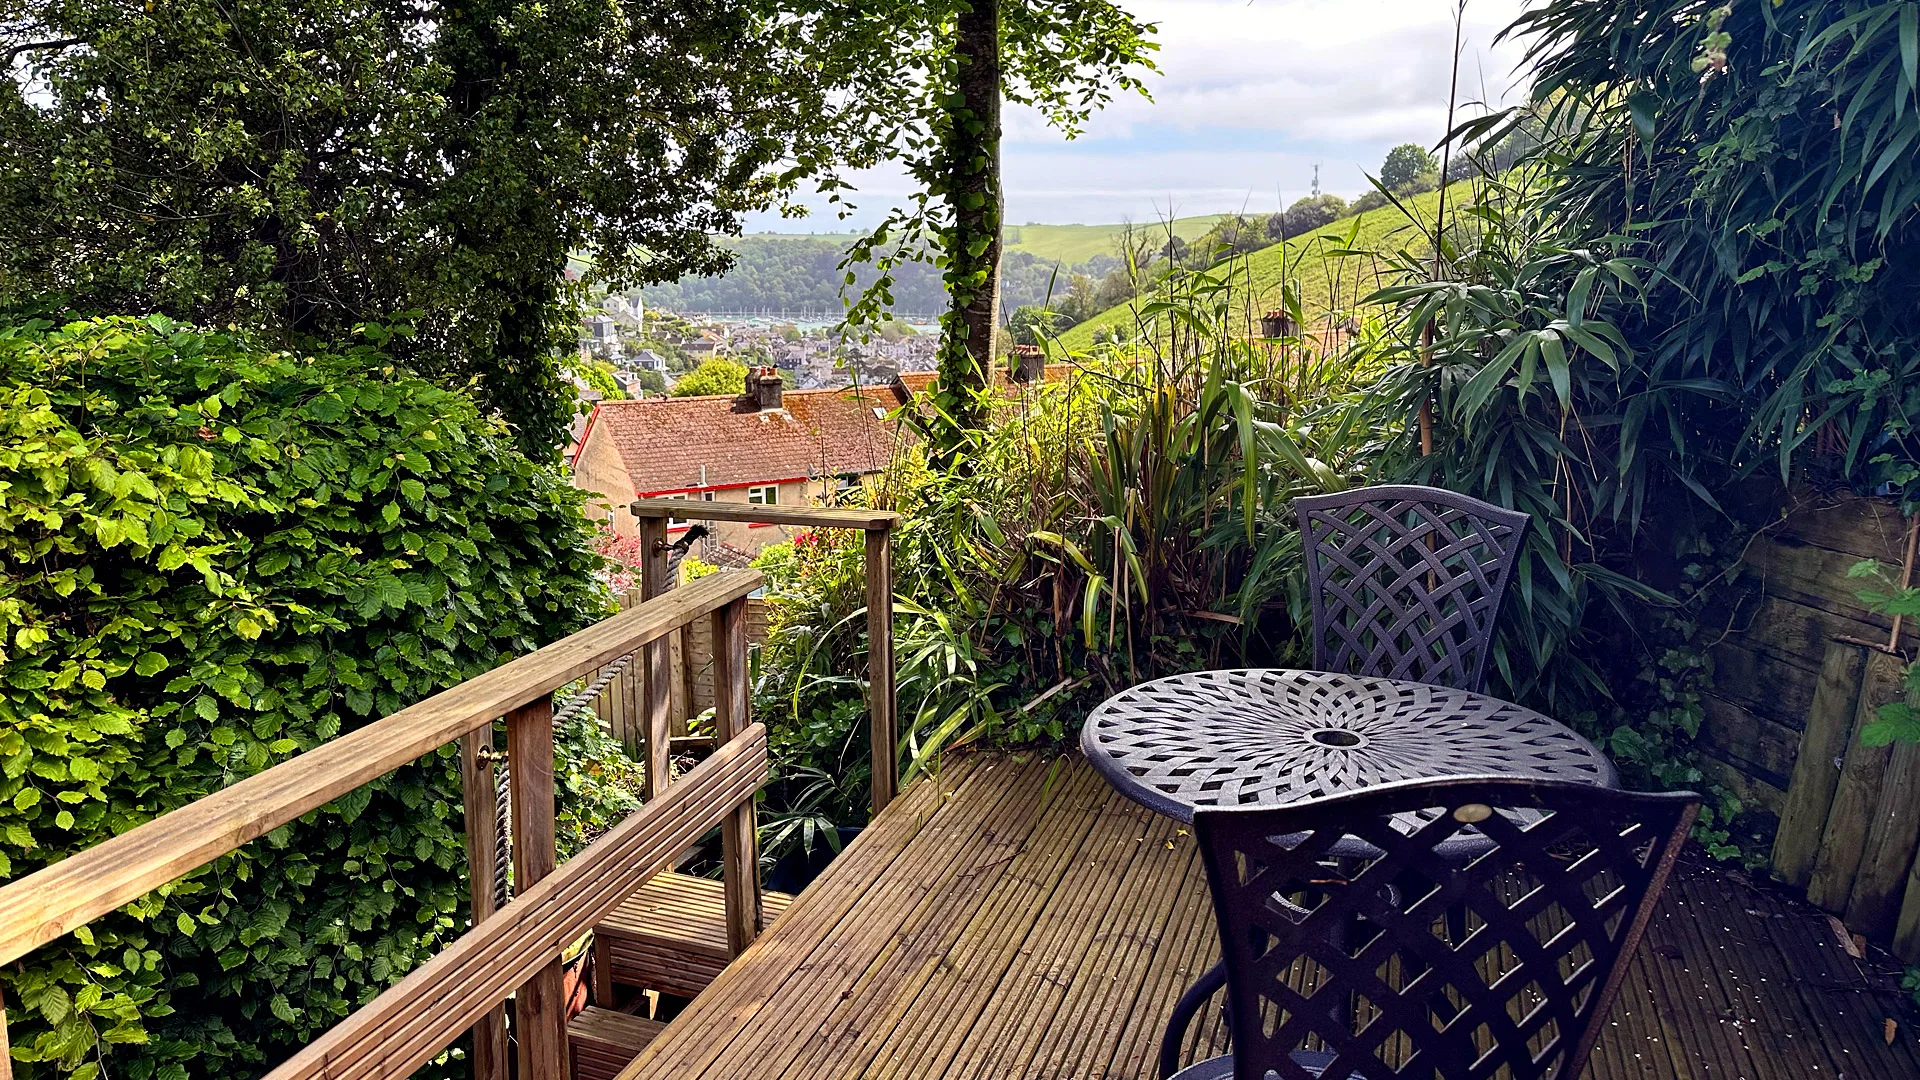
[
  {"xmin": 634, "ymin": 478, "xmax": 806, "ymax": 498},
  {"xmin": 569, "ymin": 406, "xmax": 602, "ymax": 470}
]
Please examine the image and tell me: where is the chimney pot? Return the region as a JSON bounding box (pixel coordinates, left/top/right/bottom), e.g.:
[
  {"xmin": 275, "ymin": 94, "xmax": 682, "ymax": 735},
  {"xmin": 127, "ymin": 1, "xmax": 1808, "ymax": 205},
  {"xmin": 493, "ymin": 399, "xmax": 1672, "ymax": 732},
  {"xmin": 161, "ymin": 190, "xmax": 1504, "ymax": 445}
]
[{"xmin": 747, "ymin": 365, "xmax": 783, "ymax": 411}]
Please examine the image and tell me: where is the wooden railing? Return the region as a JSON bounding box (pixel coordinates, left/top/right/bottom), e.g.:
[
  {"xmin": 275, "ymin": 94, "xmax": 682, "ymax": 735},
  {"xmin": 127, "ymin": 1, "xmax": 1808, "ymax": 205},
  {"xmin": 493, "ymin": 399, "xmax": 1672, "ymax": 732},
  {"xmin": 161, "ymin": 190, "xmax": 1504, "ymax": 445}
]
[
  {"xmin": 629, "ymin": 499, "xmax": 901, "ymax": 813},
  {"xmin": 0, "ymin": 570, "xmax": 770, "ymax": 1080}
]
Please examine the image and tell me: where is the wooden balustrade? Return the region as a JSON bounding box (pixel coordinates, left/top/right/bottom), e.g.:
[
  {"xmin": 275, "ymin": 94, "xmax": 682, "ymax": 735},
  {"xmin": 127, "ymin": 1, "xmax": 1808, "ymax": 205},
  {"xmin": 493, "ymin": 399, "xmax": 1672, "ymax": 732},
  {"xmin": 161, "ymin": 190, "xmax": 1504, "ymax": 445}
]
[
  {"xmin": 629, "ymin": 498, "xmax": 900, "ymax": 813},
  {"xmin": 0, "ymin": 570, "xmax": 770, "ymax": 1080}
]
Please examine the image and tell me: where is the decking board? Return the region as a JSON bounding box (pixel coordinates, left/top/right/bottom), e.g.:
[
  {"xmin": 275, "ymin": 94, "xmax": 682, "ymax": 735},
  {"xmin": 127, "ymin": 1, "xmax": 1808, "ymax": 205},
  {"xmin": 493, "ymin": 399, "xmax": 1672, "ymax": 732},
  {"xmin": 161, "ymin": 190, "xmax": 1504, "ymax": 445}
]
[{"xmin": 617, "ymin": 753, "xmax": 1920, "ymax": 1080}]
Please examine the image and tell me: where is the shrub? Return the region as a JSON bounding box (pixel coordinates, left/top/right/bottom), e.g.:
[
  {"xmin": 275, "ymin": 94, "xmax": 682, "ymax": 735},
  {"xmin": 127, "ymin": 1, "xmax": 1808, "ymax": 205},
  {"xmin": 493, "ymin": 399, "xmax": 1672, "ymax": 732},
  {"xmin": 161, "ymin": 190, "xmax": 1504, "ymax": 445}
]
[
  {"xmin": 1349, "ymin": 189, "xmax": 1391, "ymax": 215},
  {"xmin": 1275, "ymin": 195, "xmax": 1348, "ymax": 239},
  {"xmin": 669, "ymin": 358, "xmax": 749, "ymax": 397},
  {"xmin": 0, "ymin": 315, "xmax": 629, "ymax": 1077}
]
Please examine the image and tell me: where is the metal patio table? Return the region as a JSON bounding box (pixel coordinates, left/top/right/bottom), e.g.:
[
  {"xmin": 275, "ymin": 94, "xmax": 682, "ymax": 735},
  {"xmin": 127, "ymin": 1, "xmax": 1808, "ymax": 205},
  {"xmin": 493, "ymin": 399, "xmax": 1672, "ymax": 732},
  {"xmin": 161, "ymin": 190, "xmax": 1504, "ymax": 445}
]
[{"xmin": 1080, "ymin": 668, "xmax": 1616, "ymax": 852}]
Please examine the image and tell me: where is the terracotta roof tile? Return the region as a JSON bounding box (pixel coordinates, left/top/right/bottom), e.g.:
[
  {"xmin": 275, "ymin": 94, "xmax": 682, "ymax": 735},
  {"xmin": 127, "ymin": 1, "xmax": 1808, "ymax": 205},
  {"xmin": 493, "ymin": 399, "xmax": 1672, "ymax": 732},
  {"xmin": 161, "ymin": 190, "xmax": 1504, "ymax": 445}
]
[
  {"xmin": 894, "ymin": 362, "xmax": 1075, "ymax": 396},
  {"xmin": 580, "ymin": 388, "xmax": 904, "ymax": 495},
  {"xmin": 704, "ymin": 541, "xmax": 757, "ymax": 570}
]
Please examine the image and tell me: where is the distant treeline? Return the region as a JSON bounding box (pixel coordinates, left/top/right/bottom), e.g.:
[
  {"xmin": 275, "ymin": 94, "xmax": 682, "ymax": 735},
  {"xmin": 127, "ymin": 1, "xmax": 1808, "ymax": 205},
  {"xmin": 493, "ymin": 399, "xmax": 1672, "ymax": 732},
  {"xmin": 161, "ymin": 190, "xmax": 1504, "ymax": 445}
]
[{"xmin": 638, "ymin": 237, "xmax": 1099, "ymax": 315}]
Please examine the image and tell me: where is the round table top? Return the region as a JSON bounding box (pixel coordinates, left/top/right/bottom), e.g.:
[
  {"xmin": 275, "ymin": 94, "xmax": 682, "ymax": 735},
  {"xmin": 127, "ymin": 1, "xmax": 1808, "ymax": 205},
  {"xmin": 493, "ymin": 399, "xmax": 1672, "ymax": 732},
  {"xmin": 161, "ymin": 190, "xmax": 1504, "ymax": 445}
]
[{"xmin": 1080, "ymin": 668, "xmax": 1617, "ymax": 823}]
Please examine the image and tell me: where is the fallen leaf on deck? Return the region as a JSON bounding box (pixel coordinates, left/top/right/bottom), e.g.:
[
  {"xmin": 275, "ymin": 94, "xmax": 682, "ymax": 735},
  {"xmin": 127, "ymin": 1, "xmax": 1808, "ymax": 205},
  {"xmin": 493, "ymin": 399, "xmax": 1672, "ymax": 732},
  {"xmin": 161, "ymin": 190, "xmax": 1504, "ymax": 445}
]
[{"xmin": 1826, "ymin": 914, "xmax": 1865, "ymax": 958}]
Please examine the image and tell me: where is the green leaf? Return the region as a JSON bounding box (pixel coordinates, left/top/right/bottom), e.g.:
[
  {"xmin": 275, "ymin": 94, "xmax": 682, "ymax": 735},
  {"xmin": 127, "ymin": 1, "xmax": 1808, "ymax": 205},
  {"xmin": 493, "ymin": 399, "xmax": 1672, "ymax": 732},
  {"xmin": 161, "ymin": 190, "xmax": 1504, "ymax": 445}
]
[
  {"xmin": 134, "ymin": 652, "xmax": 169, "ymax": 677},
  {"xmin": 1862, "ymin": 702, "xmax": 1920, "ymax": 746},
  {"xmin": 1539, "ymin": 331, "xmax": 1571, "ymax": 409}
]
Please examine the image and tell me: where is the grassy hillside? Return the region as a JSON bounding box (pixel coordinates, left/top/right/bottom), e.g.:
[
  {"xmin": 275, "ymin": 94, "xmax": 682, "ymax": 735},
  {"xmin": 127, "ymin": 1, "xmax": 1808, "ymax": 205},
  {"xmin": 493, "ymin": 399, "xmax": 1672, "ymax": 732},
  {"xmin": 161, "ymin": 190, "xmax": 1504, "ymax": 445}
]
[
  {"xmin": 742, "ymin": 215, "xmax": 1229, "ymax": 269},
  {"xmin": 1001, "ymin": 215, "xmax": 1228, "ymax": 266},
  {"xmin": 1057, "ymin": 189, "xmax": 1452, "ymax": 350}
]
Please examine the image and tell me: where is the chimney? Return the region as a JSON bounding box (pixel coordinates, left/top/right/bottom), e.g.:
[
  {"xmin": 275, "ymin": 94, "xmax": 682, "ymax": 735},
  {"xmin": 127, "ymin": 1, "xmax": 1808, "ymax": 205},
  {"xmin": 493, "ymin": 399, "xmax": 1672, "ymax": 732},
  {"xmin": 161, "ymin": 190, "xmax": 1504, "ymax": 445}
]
[
  {"xmin": 1259, "ymin": 310, "xmax": 1297, "ymax": 339},
  {"xmin": 741, "ymin": 366, "xmax": 783, "ymax": 411},
  {"xmin": 1010, "ymin": 344, "xmax": 1045, "ymax": 383}
]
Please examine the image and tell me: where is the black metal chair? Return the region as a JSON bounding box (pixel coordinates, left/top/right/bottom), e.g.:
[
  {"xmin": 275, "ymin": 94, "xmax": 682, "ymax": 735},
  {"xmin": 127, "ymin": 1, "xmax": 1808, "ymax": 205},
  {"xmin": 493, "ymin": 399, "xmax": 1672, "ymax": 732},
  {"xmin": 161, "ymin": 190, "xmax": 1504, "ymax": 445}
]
[
  {"xmin": 1159, "ymin": 776, "xmax": 1698, "ymax": 1080},
  {"xmin": 1295, "ymin": 485, "xmax": 1531, "ymax": 695}
]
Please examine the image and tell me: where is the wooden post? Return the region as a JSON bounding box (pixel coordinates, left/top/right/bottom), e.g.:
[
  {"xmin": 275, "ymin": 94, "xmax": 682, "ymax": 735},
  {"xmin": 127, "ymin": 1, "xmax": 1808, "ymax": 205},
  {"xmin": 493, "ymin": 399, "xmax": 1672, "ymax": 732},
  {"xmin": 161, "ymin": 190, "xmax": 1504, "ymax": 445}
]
[
  {"xmin": 617, "ymin": 588, "xmax": 644, "ymax": 757},
  {"xmin": 1, "ymin": 988, "xmax": 12, "ymax": 1080},
  {"xmin": 669, "ymin": 625, "xmax": 693, "ymax": 736},
  {"xmin": 1808, "ymin": 650, "xmax": 1906, "ymax": 913},
  {"xmin": 506, "ymin": 699, "xmax": 567, "ymax": 1080},
  {"xmin": 865, "ymin": 525, "xmax": 897, "ymax": 815},
  {"xmin": 1847, "ymin": 737, "xmax": 1920, "ymax": 937},
  {"xmin": 1772, "ymin": 641, "xmax": 1869, "ymax": 886},
  {"xmin": 713, "ymin": 596, "xmax": 762, "ymax": 956},
  {"xmin": 459, "ymin": 730, "xmax": 510, "ymax": 1080},
  {"xmin": 638, "ymin": 518, "xmax": 672, "ymax": 798}
]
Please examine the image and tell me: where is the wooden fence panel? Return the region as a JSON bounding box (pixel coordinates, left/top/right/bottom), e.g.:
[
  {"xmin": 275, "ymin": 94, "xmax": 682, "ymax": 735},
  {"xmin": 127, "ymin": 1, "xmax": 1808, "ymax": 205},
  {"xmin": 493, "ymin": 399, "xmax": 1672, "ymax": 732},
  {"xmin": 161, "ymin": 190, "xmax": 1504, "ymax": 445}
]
[{"xmin": 1701, "ymin": 492, "xmax": 1905, "ymax": 813}]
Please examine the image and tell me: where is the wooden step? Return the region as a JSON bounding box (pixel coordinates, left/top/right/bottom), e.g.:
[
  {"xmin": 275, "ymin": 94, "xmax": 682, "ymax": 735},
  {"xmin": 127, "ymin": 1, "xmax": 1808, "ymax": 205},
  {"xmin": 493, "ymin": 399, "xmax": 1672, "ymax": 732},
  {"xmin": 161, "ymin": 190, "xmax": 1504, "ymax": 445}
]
[
  {"xmin": 594, "ymin": 871, "xmax": 794, "ymax": 999},
  {"xmin": 569, "ymin": 1006, "xmax": 666, "ymax": 1080}
]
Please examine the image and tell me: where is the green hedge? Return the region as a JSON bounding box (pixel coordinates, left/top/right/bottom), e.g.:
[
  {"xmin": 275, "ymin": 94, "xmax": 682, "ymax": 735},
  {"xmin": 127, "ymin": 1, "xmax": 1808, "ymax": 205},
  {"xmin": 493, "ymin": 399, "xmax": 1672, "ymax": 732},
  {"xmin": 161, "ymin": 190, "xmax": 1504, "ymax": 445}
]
[{"xmin": 0, "ymin": 316, "xmax": 627, "ymax": 1077}]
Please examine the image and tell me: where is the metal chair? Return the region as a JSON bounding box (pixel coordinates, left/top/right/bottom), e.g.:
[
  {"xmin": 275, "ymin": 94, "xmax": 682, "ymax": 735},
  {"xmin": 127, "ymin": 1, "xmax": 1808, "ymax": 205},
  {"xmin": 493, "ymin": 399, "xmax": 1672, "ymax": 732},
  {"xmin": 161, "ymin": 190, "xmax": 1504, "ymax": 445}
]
[
  {"xmin": 1295, "ymin": 485, "xmax": 1530, "ymax": 694},
  {"xmin": 1159, "ymin": 776, "xmax": 1699, "ymax": 1080}
]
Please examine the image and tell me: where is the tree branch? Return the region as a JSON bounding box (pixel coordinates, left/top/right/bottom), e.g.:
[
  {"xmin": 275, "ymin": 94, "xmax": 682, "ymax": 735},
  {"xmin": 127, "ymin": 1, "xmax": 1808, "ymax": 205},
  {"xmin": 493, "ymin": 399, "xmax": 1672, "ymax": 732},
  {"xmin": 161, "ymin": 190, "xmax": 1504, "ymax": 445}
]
[{"xmin": 6, "ymin": 36, "xmax": 85, "ymax": 65}]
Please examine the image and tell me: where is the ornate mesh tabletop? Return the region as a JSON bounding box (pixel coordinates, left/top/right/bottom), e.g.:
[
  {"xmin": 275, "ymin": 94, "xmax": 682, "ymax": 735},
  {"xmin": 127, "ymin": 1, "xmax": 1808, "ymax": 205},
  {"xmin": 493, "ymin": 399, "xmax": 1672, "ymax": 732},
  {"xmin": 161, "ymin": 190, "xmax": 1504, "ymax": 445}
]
[{"xmin": 1080, "ymin": 669, "xmax": 1616, "ymax": 824}]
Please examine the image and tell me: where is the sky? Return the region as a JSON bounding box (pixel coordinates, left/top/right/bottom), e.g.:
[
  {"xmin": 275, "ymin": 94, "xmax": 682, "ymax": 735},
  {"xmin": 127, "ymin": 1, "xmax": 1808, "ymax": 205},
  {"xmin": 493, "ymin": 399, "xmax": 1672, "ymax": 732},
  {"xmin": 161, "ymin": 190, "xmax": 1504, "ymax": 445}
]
[{"xmin": 748, "ymin": 0, "xmax": 1535, "ymax": 232}]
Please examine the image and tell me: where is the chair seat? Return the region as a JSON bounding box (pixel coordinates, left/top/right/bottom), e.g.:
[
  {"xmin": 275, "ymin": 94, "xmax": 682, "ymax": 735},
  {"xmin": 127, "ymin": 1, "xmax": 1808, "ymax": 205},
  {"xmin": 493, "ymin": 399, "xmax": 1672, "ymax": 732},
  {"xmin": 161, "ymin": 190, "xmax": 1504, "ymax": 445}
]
[{"xmin": 1169, "ymin": 1049, "xmax": 1345, "ymax": 1079}]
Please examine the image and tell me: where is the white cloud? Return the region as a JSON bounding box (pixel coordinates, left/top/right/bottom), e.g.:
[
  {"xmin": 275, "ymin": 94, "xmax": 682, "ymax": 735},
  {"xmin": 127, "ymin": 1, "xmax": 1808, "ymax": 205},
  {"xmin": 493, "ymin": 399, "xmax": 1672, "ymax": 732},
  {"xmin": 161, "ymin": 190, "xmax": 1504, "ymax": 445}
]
[
  {"xmin": 1008, "ymin": 0, "xmax": 1534, "ymax": 145},
  {"xmin": 748, "ymin": 0, "xmax": 1537, "ymax": 231}
]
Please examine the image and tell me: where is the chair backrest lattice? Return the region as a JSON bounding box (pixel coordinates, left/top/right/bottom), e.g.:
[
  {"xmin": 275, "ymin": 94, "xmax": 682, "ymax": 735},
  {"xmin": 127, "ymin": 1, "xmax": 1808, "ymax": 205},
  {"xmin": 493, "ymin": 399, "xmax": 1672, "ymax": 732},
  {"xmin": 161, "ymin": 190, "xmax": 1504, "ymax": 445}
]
[
  {"xmin": 1296, "ymin": 485, "xmax": 1530, "ymax": 694},
  {"xmin": 1194, "ymin": 777, "xmax": 1699, "ymax": 1080}
]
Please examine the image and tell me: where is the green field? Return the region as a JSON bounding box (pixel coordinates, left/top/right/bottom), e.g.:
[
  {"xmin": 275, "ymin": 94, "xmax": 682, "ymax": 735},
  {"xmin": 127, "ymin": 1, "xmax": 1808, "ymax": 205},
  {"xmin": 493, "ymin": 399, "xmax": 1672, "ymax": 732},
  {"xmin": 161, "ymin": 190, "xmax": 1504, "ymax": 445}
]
[
  {"xmin": 1000, "ymin": 215, "xmax": 1229, "ymax": 266},
  {"xmin": 1056, "ymin": 190, "xmax": 1451, "ymax": 349},
  {"xmin": 746, "ymin": 214, "xmax": 1229, "ymax": 268}
]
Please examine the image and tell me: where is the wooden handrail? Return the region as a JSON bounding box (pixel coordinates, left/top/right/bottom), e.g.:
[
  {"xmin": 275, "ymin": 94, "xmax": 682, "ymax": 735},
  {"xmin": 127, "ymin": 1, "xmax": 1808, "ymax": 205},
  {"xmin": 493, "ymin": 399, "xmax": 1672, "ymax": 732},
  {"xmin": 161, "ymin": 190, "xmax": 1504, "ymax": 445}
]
[
  {"xmin": 628, "ymin": 499, "xmax": 898, "ymax": 530},
  {"xmin": 629, "ymin": 498, "xmax": 899, "ymax": 813},
  {"xmin": 0, "ymin": 569, "xmax": 763, "ymax": 968},
  {"xmin": 267, "ymin": 724, "xmax": 769, "ymax": 1080}
]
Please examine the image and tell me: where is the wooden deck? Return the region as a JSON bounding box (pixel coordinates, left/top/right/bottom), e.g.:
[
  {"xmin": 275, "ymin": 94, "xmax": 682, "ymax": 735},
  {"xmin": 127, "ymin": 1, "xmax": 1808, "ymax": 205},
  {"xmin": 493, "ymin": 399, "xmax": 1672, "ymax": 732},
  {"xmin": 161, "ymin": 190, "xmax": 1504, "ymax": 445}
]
[{"xmin": 617, "ymin": 753, "xmax": 1920, "ymax": 1080}]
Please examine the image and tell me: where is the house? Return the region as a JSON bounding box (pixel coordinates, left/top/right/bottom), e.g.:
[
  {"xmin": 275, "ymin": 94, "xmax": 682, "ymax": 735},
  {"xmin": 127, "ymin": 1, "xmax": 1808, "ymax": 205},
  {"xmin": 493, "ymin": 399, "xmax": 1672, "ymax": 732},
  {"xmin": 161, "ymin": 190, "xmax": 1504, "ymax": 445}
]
[
  {"xmin": 630, "ymin": 349, "xmax": 667, "ymax": 372},
  {"xmin": 583, "ymin": 314, "xmax": 621, "ymax": 356},
  {"xmin": 571, "ymin": 368, "xmax": 903, "ymax": 553}
]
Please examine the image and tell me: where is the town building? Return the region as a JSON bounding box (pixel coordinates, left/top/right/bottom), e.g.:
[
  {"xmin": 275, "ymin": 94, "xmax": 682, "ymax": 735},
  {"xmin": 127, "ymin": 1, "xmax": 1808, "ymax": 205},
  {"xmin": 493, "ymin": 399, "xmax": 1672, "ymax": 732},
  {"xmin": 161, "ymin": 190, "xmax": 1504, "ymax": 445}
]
[
  {"xmin": 582, "ymin": 314, "xmax": 621, "ymax": 357},
  {"xmin": 570, "ymin": 368, "xmax": 904, "ymax": 554}
]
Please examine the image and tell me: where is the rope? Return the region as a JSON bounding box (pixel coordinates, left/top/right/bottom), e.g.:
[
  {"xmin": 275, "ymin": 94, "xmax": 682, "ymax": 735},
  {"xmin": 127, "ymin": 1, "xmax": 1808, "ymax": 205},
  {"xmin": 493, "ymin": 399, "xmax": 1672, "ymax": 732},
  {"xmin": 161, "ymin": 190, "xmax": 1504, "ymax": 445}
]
[
  {"xmin": 551, "ymin": 650, "xmax": 635, "ymax": 729},
  {"xmin": 493, "ymin": 760, "xmax": 511, "ymax": 910},
  {"xmin": 487, "ymin": 649, "xmax": 639, "ymax": 910}
]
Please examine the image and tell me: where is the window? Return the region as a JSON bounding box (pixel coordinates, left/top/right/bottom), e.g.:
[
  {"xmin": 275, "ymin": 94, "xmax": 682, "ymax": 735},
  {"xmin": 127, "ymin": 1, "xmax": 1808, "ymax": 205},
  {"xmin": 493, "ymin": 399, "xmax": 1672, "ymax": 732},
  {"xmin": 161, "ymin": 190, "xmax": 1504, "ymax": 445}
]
[
  {"xmin": 664, "ymin": 492, "xmax": 690, "ymax": 528},
  {"xmin": 747, "ymin": 485, "xmax": 778, "ymax": 506}
]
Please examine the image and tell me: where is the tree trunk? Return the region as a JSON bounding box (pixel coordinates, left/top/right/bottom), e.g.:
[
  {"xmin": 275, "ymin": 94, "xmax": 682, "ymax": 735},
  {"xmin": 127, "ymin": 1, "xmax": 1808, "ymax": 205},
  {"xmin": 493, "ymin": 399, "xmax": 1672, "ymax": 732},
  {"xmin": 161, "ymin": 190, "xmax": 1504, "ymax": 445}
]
[{"xmin": 930, "ymin": 0, "xmax": 1002, "ymax": 469}]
